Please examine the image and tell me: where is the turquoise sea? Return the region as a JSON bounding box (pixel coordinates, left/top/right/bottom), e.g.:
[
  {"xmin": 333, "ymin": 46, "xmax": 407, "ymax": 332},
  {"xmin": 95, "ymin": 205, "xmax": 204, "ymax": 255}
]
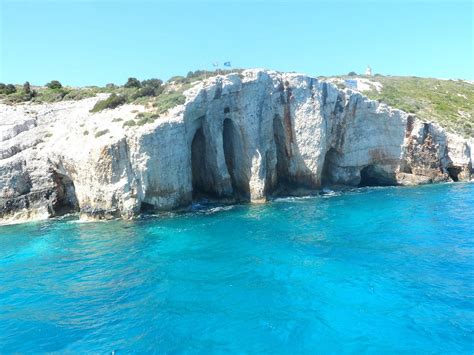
[{"xmin": 0, "ymin": 183, "xmax": 473, "ymax": 353}]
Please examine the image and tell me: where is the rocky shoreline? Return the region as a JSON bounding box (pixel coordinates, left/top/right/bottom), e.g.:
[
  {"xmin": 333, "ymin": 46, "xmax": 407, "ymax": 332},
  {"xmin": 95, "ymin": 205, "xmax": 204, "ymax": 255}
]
[{"xmin": 1, "ymin": 69, "xmax": 472, "ymax": 224}]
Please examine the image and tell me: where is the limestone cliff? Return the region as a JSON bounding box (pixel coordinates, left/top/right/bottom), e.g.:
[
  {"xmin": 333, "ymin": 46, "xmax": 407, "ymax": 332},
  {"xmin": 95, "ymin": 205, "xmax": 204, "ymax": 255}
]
[{"xmin": 1, "ymin": 70, "xmax": 472, "ymax": 223}]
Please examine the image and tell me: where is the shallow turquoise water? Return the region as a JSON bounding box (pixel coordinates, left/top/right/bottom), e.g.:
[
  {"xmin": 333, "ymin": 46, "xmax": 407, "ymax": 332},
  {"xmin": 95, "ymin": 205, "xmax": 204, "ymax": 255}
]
[{"xmin": 0, "ymin": 183, "xmax": 473, "ymax": 353}]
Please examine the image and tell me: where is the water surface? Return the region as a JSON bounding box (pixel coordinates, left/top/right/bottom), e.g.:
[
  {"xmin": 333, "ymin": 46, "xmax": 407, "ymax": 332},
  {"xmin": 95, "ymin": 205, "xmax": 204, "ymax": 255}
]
[{"xmin": 1, "ymin": 183, "xmax": 473, "ymax": 353}]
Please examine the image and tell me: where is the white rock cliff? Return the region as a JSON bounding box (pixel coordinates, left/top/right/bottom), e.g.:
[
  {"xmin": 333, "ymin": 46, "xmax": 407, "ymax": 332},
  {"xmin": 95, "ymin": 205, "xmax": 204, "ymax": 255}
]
[{"xmin": 0, "ymin": 70, "xmax": 472, "ymax": 223}]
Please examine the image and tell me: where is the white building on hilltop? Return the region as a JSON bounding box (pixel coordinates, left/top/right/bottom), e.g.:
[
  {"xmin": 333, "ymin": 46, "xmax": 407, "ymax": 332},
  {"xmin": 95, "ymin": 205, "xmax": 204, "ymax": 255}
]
[{"xmin": 365, "ymin": 65, "xmax": 373, "ymax": 76}]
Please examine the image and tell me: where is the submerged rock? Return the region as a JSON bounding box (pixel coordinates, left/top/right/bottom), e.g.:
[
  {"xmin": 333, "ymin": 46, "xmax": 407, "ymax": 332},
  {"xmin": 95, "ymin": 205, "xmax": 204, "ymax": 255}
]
[{"xmin": 0, "ymin": 69, "xmax": 472, "ymax": 223}]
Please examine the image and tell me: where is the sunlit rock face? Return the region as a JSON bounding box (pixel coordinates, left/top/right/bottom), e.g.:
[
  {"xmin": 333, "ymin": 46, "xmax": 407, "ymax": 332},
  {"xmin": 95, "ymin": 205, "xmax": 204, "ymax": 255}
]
[{"xmin": 0, "ymin": 69, "xmax": 472, "ymax": 223}]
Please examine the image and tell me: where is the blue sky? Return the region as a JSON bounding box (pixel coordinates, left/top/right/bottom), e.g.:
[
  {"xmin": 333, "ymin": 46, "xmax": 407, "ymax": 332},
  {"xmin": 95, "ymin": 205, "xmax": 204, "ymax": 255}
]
[{"xmin": 1, "ymin": 0, "xmax": 472, "ymax": 86}]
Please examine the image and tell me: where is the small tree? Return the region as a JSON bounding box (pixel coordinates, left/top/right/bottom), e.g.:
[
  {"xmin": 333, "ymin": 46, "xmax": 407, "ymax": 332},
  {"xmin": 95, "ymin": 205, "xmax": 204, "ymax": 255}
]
[
  {"xmin": 23, "ymin": 81, "xmax": 31, "ymax": 94},
  {"xmin": 46, "ymin": 80, "xmax": 62, "ymax": 89},
  {"xmin": 124, "ymin": 77, "xmax": 141, "ymax": 88},
  {"xmin": 141, "ymin": 78, "xmax": 163, "ymax": 89},
  {"xmin": 348, "ymin": 71, "xmax": 357, "ymax": 76},
  {"xmin": 5, "ymin": 84, "xmax": 16, "ymax": 94}
]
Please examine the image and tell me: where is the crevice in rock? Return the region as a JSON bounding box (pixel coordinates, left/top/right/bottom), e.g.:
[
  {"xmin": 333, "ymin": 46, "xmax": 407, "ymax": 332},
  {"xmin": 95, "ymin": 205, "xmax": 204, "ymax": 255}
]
[
  {"xmin": 191, "ymin": 126, "xmax": 214, "ymax": 199},
  {"xmin": 50, "ymin": 171, "xmax": 79, "ymax": 216},
  {"xmin": 273, "ymin": 114, "xmax": 291, "ymax": 188},
  {"xmin": 358, "ymin": 165, "xmax": 397, "ymax": 187},
  {"xmin": 321, "ymin": 148, "xmax": 339, "ymax": 186},
  {"xmin": 223, "ymin": 118, "xmax": 249, "ymax": 200},
  {"xmin": 447, "ymin": 166, "xmax": 461, "ymax": 182}
]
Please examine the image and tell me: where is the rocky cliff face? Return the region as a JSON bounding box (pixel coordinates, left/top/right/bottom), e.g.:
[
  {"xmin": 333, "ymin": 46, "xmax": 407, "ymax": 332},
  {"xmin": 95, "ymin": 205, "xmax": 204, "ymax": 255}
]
[{"xmin": 1, "ymin": 70, "xmax": 472, "ymax": 223}]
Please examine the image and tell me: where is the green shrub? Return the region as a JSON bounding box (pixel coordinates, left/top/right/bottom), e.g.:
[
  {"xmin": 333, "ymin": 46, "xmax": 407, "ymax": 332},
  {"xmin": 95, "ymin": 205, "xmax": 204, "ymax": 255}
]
[
  {"xmin": 153, "ymin": 92, "xmax": 186, "ymax": 114},
  {"xmin": 168, "ymin": 75, "xmax": 186, "ymax": 83},
  {"xmin": 132, "ymin": 86, "xmax": 156, "ymax": 99},
  {"xmin": 348, "ymin": 72, "xmax": 357, "ymax": 76},
  {"xmin": 83, "ymin": 130, "xmax": 89, "ymax": 135},
  {"xmin": 135, "ymin": 111, "xmax": 159, "ymax": 124},
  {"xmin": 123, "ymin": 120, "xmax": 136, "ymax": 127},
  {"xmin": 141, "ymin": 78, "xmax": 163, "ymax": 89},
  {"xmin": 0, "ymin": 83, "xmax": 17, "ymax": 95},
  {"xmin": 46, "ymin": 80, "xmax": 62, "ymax": 89},
  {"xmin": 112, "ymin": 117, "xmax": 123, "ymax": 122},
  {"xmin": 90, "ymin": 93, "xmax": 126, "ymax": 112},
  {"xmin": 124, "ymin": 77, "xmax": 141, "ymax": 88},
  {"xmin": 95, "ymin": 129, "xmax": 109, "ymax": 138},
  {"xmin": 63, "ymin": 89, "xmax": 95, "ymax": 101},
  {"xmin": 23, "ymin": 81, "xmax": 31, "ymax": 94}
]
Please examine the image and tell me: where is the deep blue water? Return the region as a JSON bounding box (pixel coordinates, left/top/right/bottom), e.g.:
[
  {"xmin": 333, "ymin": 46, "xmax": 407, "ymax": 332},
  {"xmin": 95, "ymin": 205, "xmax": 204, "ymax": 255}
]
[{"xmin": 0, "ymin": 183, "xmax": 473, "ymax": 353}]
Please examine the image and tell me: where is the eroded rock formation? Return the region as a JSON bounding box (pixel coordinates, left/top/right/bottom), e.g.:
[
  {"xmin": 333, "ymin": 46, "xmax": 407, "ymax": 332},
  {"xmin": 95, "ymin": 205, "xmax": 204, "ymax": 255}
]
[{"xmin": 1, "ymin": 70, "xmax": 472, "ymax": 223}]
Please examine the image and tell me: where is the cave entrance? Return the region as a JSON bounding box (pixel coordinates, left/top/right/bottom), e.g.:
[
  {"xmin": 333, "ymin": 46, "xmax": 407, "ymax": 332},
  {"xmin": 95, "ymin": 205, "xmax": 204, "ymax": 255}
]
[
  {"xmin": 359, "ymin": 165, "xmax": 397, "ymax": 187},
  {"xmin": 272, "ymin": 115, "xmax": 291, "ymax": 188},
  {"xmin": 223, "ymin": 118, "xmax": 249, "ymax": 199},
  {"xmin": 51, "ymin": 171, "xmax": 79, "ymax": 216},
  {"xmin": 447, "ymin": 166, "xmax": 461, "ymax": 182},
  {"xmin": 140, "ymin": 201, "xmax": 155, "ymax": 214},
  {"xmin": 191, "ymin": 127, "xmax": 212, "ymax": 199},
  {"xmin": 321, "ymin": 148, "xmax": 338, "ymax": 186}
]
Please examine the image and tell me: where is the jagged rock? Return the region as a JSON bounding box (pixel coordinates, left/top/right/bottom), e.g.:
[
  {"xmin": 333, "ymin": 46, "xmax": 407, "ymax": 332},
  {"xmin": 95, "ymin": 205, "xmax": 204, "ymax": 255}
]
[{"xmin": 0, "ymin": 69, "xmax": 472, "ymax": 224}]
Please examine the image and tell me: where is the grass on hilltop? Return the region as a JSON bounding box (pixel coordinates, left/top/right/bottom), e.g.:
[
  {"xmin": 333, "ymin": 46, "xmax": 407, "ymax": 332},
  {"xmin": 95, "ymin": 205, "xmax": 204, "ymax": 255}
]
[{"xmin": 330, "ymin": 75, "xmax": 474, "ymax": 138}]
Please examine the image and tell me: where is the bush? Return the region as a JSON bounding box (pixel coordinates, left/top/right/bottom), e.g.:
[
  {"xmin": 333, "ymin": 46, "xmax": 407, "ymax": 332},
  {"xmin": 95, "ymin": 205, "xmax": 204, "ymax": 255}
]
[
  {"xmin": 153, "ymin": 92, "xmax": 186, "ymax": 114},
  {"xmin": 123, "ymin": 120, "xmax": 136, "ymax": 127},
  {"xmin": 95, "ymin": 129, "xmax": 109, "ymax": 138},
  {"xmin": 141, "ymin": 78, "xmax": 163, "ymax": 89},
  {"xmin": 23, "ymin": 81, "xmax": 31, "ymax": 94},
  {"xmin": 168, "ymin": 76, "xmax": 186, "ymax": 83},
  {"xmin": 46, "ymin": 80, "xmax": 62, "ymax": 89},
  {"xmin": 63, "ymin": 89, "xmax": 95, "ymax": 101},
  {"xmin": 90, "ymin": 93, "xmax": 126, "ymax": 112},
  {"xmin": 348, "ymin": 72, "xmax": 357, "ymax": 76},
  {"xmin": 132, "ymin": 86, "xmax": 156, "ymax": 99},
  {"xmin": 135, "ymin": 111, "xmax": 159, "ymax": 122},
  {"xmin": 124, "ymin": 77, "xmax": 141, "ymax": 88},
  {"xmin": 0, "ymin": 83, "xmax": 17, "ymax": 95}
]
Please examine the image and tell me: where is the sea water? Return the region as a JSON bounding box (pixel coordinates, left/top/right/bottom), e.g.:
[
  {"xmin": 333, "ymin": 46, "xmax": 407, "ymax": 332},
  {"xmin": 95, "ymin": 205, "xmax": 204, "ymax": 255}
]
[{"xmin": 0, "ymin": 183, "xmax": 473, "ymax": 353}]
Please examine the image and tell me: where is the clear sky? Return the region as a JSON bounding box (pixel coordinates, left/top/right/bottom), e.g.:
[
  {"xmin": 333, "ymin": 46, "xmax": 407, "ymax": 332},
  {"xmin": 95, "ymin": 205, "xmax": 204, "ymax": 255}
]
[{"xmin": 1, "ymin": 0, "xmax": 473, "ymax": 86}]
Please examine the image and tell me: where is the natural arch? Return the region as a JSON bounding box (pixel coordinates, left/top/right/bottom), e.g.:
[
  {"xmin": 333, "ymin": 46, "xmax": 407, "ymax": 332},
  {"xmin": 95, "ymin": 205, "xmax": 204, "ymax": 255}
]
[
  {"xmin": 51, "ymin": 171, "xmax": 79, "ymax": 216},
  {"xmin": 223, "ymin": 118, "xmax": 249, "ymax": 199},
  {"xmin": 447, "ymin": 166, "xmax": 461, "ymax": 182}
]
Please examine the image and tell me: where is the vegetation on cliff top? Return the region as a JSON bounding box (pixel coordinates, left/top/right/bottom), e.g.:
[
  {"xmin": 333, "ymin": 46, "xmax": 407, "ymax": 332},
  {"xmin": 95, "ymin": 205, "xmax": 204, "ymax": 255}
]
[
  {"xmin": 327, "ymin": 75, "xmax": 474, "ymax": 138},
  {"xmin": 2, "ymin": 71, "xmax": 472, "ymax": 136}
]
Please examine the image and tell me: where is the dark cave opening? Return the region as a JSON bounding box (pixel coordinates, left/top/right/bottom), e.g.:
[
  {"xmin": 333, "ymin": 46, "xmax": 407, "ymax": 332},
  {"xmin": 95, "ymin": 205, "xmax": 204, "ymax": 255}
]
[
  {"xmin": 51, "ymin": 172, "xmax": 79, "ymax": 216},
  {"xmin": 223, "ymin": 118, "xmax": 249, "ymax": 199},
  {"xmin": 447, "ymin": 166, "xmax": 461, "ymax": 182},
  {"xmin": 191, "ymin": 127, "xmax": 212, "ymax": 199},
  {"xmin": 140, "ymin": 201, "xmax": 155, "ymax": 213},
  {"xmin": 272, "ymin": 115, "xmax": 291, "ymax": 187},
  {"xmin": 321, "ymin": 148, "xmax": 338, "ymax": 186},
  {"xmin": 358, "ymin": 165, "xmax": 397, "ymax": 187}
]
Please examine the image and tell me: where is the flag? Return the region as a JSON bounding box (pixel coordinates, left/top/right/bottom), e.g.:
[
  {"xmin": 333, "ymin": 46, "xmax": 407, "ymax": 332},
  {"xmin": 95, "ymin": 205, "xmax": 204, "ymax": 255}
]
[
  {"xmin": 224, "ymin": 61, "xmax": 231, "ymax": 67},
  {"xmin": 212, "ymin": 62, "xmax": 219, "ymax": 67}
]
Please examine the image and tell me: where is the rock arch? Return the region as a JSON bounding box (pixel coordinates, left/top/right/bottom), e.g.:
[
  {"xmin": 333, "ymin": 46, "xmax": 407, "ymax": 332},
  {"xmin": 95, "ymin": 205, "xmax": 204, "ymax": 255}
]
[{"xmin": 50, "ymin": 170, "xmax": 79, "ymax": 216}]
